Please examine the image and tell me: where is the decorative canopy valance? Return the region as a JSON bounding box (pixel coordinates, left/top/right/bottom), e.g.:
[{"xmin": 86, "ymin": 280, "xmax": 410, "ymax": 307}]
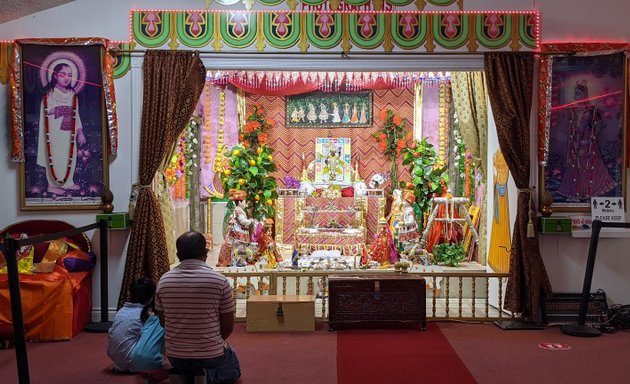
[
  {"xmin": 0, "ymin": 9, "xmax": 539, "ymax": 82},
  {"xmin": 207, "ymin": 70, "xmax": 450, "ymax": 95},
  {"xmin": 206, "ymin": 0, "xmax": 462, "ymax": 11},
  {"xmin": 105, "ymin": 9, "xmax": 538, "ymax": 78}
]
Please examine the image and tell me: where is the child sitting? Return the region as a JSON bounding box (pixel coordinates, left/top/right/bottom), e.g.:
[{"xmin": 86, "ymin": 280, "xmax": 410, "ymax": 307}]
[{"xmin": 107, "ymin": 277, "xmax": 163, "ymax": 374}]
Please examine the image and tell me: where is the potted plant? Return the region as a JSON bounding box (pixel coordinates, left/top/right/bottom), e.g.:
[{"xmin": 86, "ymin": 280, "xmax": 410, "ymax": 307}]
[
  {"xmin": 400, "ymin": 138, "xmax": 448, "ymax": 230},
  {"xmin": 432, "ymin": 242, "xmax": 466, "ymax": 267},
  {"xmin": 221, "ymin": 104, "xmax": 278, "ymax": 220}
]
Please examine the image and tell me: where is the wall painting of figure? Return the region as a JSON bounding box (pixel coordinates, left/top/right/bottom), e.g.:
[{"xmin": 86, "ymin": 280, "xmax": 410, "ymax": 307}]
[
  {"xmin": 11, "ymin": 39, "xmax": 116, "ymax": 210},
  {"xmin": 543, "ymin": 52, "xmax": 627, "ymax": 212}
]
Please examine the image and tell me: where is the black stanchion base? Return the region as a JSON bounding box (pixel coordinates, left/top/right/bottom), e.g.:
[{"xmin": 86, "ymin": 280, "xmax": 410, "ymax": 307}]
[
  {"xmin": 494, "ymin": 320, "xmax": 546, "ymax": 330},
  {"xmin": 84, "ymin": 321, "xmax": 113, "ymax": 333},
  {"xmin": 561, "ymin": 324, "xmax": 602, "ymax": 337}
]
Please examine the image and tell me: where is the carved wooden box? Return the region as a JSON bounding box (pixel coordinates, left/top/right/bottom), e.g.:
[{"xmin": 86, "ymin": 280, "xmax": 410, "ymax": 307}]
[{"xmin": 328, "ymin": 274, "xmax": 426, "ymax": 330}]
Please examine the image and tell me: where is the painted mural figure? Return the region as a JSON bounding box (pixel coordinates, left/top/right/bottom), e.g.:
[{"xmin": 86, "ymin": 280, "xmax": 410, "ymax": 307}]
[
  {"xmin": 350, "ymin": 102, "xmax": 359, "ymax": 123},
  {"xmin": 331, "ymin": 102, "xmax": 341, "ymax": 123},
  {"xmin": 307, "ymin": 103, "xmax": 318, "ymax": 124},
  {"xmin": 488, "ymin": 150, "xmax": 511, "ymax": 273},
  {"xmin": 359, "ymin": 102, "xmax": 368, "ymax": 124},
  {"xmin": 558, "ymin": 81, "xmax": 615, "ymax": 198},
  {"xmin": 298, "ymin": 106, "xmax": 306, "ymax": 122},
  {"xmin": 290, "ymin": 106, "xmax": 300, "ymax": 123},
  {"xmin": 318, "ymin": 103, "xmax": 329, "ymax": 123},
  {"xmin": 341, "ymin": 102, "xmax": 351, "ymax": 123}
]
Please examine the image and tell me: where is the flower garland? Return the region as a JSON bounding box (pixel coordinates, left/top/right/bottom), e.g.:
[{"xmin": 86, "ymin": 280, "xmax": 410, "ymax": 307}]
[
  {"xmin": 43, "ymin": 93, "xmax": 77, "ymax": 185},
  {"xmin": 437, "ymin": 81, "xmax": 450, "ymax": 168},
  {"xmin": 203, "ymin": 88, "xmax": 227, "ymax": 198},
  {"xmin": 203, "ymin": 83, "xmax": 211, "ymax": 164},
  {"xmin": 464, "ymin": 150, "xmax": 472, "ymax": 199},
  {"xmin": 165, "ymin": 117, "xmax": 200, "ymax": 199}
]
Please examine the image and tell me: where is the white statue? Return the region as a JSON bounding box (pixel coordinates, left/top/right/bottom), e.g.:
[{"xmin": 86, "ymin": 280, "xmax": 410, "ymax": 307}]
[
  {"xmin": 354, "ymin": 181, "xmax": 368, "ymax": 197},
  {"xmin": 369, "ymin": 173, "xmax": 386, "ymax": 189},
  {"xmin": 299, "ymin": 181, "xmax": 316, "ymax": 196}
]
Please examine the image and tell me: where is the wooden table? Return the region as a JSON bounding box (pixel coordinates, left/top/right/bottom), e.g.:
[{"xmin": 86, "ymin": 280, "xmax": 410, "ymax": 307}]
[{"xmin": 328, "ymin": 274, "xmax": 426, "ymax": 330}]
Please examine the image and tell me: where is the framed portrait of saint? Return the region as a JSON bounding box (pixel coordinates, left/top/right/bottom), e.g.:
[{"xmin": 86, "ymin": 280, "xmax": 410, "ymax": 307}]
[
  {"xmin": 542, "ymin": 52, "xmax": 627, "ymax": 212},
  {"xmin": 10, "ymin": 39, "xmax": 118, "ymax": 210}
]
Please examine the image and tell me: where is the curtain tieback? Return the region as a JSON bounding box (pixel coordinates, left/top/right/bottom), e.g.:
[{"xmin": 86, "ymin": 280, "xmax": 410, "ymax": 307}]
[
  {"xmin": 128, "ymin": 183, "xmax": 152, "ymax": 221},
  {"xmin": 518, "ymin": 188, "xmax": 536, "ymax": 238}
]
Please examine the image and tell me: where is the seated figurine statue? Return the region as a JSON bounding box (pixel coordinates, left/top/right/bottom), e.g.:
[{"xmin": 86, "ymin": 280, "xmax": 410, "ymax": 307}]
[
  {"xmin": 368, "ymin": 173, "xmax": 386, "ymax": 189},
  {"xmin": 397, "ymin": 189, "xmax": 420, "ymax": 243},
  {"xmin": 217, "ymin": 189, "xmax": 257, "ymax": 267}
]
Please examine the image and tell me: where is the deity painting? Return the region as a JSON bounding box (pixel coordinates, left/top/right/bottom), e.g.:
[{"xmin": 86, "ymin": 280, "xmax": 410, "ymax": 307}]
[
  {"xmin": 12, "ymin": 41, "xmax": 112, "ymax": 210},
  {"xmin": 544, "ymin": 52, "xmax": 626, "ymax": 211},
  {"xmin": 315, "ymin": 138, "xmax": 352, "ymax": 184}
]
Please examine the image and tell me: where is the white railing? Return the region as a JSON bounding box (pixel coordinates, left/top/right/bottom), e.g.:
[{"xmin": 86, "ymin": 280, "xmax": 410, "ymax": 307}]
[{"xmin": 221, "ymin": 269, "xmax": 515, "ymax": 323}]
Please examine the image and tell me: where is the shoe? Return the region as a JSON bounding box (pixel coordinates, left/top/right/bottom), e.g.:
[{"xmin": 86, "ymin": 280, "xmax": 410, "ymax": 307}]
[
  {"xmin": 192, "ymin": 369, "xmax": 207, "ymax": 384},
  {"xmin": 168, "ymin": 369, "xmax": 186, "ymax": 384}
]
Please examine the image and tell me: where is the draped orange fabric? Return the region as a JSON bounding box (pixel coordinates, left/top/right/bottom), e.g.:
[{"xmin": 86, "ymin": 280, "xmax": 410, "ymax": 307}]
[{"xmin": 0, "ymin": 265, "xmax": 89, "ymax": 341}]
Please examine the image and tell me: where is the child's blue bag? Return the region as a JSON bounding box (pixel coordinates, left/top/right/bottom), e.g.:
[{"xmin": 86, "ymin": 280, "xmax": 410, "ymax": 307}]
[{"xmin": 131, "ymin": 315, "xmax": 165, "ymax": 371}]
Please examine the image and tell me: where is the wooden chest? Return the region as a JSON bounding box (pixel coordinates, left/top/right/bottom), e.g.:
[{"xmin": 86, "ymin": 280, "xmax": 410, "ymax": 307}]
[
  {"xmin": 246, "ymin": 295, "xmax": 315, "ymax": 332},
  {"xmin": 328, "ymin": 274, "xmax": 426, "ymax": 330}
]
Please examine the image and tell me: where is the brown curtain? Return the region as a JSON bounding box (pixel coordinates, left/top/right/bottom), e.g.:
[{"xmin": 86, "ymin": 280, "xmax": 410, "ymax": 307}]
[
  {"xmin": 118, "ymin": 51, "xmax": 205, "ymax": 306},
  {"xmin": 484, "ymin": 52, "xmax": 552, "ymax": 323}
]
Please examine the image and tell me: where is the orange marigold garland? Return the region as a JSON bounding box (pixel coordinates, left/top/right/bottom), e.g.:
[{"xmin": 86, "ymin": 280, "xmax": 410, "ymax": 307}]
[{"xmin": 371, "ymin": 108, "xmax": 410, "ymax": 188}]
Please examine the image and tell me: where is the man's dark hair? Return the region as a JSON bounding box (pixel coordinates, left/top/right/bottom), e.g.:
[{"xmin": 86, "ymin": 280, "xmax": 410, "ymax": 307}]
[{"xmin": 176, "ymin": 231, "xmax": 207, "ymax": 261}]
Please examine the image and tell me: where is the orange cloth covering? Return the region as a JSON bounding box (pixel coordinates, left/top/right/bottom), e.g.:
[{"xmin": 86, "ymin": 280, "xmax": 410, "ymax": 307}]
[{"xmin": 0, "ymin": 264, "xmax": 89, "ymax": 341}]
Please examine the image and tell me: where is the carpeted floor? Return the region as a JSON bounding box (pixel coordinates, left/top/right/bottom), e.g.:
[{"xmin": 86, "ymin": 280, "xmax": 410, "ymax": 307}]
[
  {"xmin": 337, "ymin": 323, "xmax": 476, "ymax": 384},
  {"xmin": 2, "ymin": 322, "xmax": 630, "ymax": 383},
  {"xmin": 439, "ymin": 322, "xmax": 630, "ymax": 384}
]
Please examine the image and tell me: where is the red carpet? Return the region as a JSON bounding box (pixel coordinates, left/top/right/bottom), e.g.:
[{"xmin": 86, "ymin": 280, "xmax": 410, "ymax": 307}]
[{"xmin": 337, "ymin": 323, "xmax": 477, "ymax": 384}]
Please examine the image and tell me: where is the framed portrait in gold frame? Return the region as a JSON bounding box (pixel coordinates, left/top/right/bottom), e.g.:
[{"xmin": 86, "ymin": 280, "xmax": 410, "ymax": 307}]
[{"xmin": 11, "ymin": 39, "xmax": 117, "ymax": 210}]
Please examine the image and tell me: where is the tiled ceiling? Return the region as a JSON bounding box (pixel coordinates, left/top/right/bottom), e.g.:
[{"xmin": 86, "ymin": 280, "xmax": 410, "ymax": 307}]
[{"xmin": 0, "ymin": 0, "xmax": 76, "ymax": 24}]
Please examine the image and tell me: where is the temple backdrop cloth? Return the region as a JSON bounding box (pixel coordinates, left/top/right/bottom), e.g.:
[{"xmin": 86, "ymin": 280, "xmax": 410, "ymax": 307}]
[{"xmin": 248, "ymin": 88, "xmax": 414, "ymax": 191}]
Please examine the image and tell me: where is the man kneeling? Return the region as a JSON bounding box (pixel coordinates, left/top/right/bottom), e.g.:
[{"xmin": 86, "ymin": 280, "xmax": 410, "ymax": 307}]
[{"xmin": 156, "ymin": 231, "xmax": 241, "ymax": 384}]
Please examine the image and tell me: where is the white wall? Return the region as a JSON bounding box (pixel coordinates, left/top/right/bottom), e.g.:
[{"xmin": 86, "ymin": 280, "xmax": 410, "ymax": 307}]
[{"xmin": 1, "ymin": 0, "xmax": 630, "ymax": 318}]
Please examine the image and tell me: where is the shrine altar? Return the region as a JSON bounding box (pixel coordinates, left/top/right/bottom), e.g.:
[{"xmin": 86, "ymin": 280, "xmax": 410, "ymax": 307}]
[{"xmin": 275, "ymin": 190, "xmax": 385, "ymax": 255}]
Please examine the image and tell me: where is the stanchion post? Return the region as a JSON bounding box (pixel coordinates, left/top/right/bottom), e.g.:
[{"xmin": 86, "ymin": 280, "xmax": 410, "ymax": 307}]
[
  {"xmin": 561, "ymin": 220, "xmax": 603, "ymax": 337},
  {"xmin": 5, "ymin": 237, "xmax": 30, "ymax": 384},
  {"xmin": 84, "ymin": 219, "xmax": 112, "ymax": 332}
]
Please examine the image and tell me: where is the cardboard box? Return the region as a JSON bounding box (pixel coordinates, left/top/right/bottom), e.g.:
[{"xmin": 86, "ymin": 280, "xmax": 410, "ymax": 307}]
[
  {"xmin": 539, "ymin": 216, "xmax": 572, "ymax": 234},
  {"xmin": 246, "ymin": 295, "xmax": 315, "ymax": 332},
  {"xmin": 96, "ymin": 212, "xmax": 130, "ymax": 230}
]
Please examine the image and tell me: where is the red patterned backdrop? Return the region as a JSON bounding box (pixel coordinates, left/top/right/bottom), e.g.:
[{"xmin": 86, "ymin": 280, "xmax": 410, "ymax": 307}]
[{"xmin": 246, "ymin": 88, "xmax": 415, "ymax": 189}]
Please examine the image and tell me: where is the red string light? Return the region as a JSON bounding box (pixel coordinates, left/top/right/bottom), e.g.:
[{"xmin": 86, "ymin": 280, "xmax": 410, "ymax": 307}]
[{"xmin": 550, "ymin": 90, "xmax": 622, "ymax": 111}]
